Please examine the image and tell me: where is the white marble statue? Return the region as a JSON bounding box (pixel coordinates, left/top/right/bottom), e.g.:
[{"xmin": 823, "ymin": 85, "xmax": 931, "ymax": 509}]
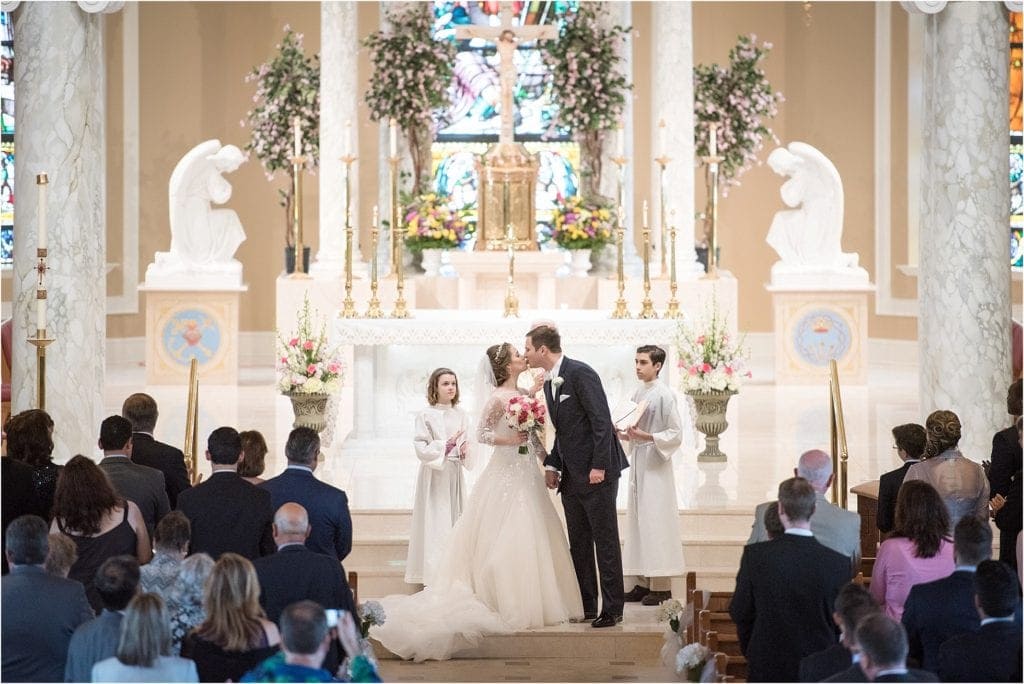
[
  {"xmin": 145, "ymin": 140, "xmax": 246, "ymax": 288},
  {"xmin": 765, "ymin": 142, "xmax": 869, "ymax": 288}
]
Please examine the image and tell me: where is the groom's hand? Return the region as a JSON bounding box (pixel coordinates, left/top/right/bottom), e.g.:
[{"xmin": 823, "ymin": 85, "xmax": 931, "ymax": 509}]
[
  {"xmin": 589, "ymin": 469, "xmax": 605, "ymax": 484},
  {"xmin": 545, "ymin": 470, "xmax": 560, "ymax": 490}
]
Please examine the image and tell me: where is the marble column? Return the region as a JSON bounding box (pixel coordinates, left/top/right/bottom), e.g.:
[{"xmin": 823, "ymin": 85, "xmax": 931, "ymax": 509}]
[
  {"xmin": 651, "ymin": 1, "xmax": 703, "ymax": 280},
  {"xmin": 12, "ymin": 1, "xmax": 107, "ymax": 461},
  {"xmin": 916, "ymin": 1, "xmax": 1011, "ymax": 461},
  {"xmin": 312, "ymin": 1, "xmax": 363, "ymax": 279}
]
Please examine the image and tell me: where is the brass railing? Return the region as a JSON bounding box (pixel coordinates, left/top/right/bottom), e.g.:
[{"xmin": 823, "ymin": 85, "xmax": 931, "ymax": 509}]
[
  {"xmin": 829, "ymin": 359, "xmax": 849, "ymax": 509},
  {"xmin": 183, "ymin": 358, "xmax": 202, "ymax": 485}
]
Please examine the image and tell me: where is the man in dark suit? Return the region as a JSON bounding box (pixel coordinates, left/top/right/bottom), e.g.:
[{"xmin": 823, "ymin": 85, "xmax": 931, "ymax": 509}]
[
  {"xmin": 877, "ymin": 423, "xmax": 926, "ymax": 534},
  {"xmin": 901, "ymin": 515, "xmax": 989, "ymax": 671},
  {"xmin": 525, "ymin": 325, "xmax": 629, "ymax": 628},
  {"xmin": 97, "ymin": 415, "xmax": 170, "ymax": 537},
  {"xmin": 176, "ymin": 426, "xmax": 275, "ymax": 560},
  {"xmin": 855, "ymin": 614, "xmax": 938, "ymax": 682},
  {"xmin": 1, "ymin": 515, "xmax": 94, "ymax": 682},
  {"xmin": 730, "ymin": 477, "xmax": 851, "ymax": 682},
  {"xmin": 800, "ymin": 583, "xmax": 879, "ymax": 682},
  {"xmin": 122, "ymin": 392, "xmax": 191, "ymax": 508},
  {"xmin": 260, "ymin": 427, "xmax": 352, "ymax": 562},
  {"xmin": 252, "ymin": 503, "xmax": 355, "ymax": 623},
  {"xmin": 989, "ymin": 380, "xmax": 1022, "ymax": 568},
  {"xmin": 937, "ymin": 560, "xmax": 1023, "ymax": 682},
  {"xmin": 2, "ymin": 455, "xmax": 41, "ymax": 573}
]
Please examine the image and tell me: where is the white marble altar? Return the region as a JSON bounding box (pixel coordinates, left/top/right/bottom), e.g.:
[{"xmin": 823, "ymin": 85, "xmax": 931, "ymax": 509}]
[
  {"xmin": 11, "ymin": 1, "xmax": 108, "ymax": 460},
  {"xmin": 914, "ymin": 1, "xmax": 1012, "ymax": 462}
]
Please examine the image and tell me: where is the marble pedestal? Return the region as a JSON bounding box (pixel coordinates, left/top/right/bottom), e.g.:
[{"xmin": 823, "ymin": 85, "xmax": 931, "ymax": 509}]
[
  {"xmin": 412, "ymin": 251, "xmax": 567, "ymax": 310},
  {"xmin": 142, "ymin": 286, "xmax": 246, "ymax": 385},
  {"xmin": 768, "ymin": 285, "xmax": 875, "ymax": 385}
]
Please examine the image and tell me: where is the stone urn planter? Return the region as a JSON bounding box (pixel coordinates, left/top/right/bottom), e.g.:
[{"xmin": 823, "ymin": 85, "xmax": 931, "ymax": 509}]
[
  {"xmin": 285, "ymin": 391, "xmax": 330, "ymax": 433},
  {"xmin": 686, "ymin": 389, "xmax": 737, "ymax": 462},
  {"xmin": 420, "ymin": 248, "xmax": 457, "ymax": 277}
]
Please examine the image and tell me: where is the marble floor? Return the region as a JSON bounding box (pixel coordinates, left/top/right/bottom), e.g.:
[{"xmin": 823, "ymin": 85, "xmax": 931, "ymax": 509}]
[{"xmin": 103, "ymin": 355, "xmax": 924, "ymax": 513}]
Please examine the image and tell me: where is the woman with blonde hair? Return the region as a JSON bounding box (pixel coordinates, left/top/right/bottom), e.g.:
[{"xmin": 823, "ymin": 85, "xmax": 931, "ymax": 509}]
[
  {"xmin": 180, "ymin": 553, "xmax": 280, "ymax": 682},
  {"xmin": 92, "ymin": 593, "xmax": 199, "ymax": 682}
]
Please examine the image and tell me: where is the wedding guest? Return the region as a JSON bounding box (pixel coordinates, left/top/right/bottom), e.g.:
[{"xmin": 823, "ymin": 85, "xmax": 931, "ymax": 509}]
[
  {"xmin": 180, "ymin": 553, "xmax": 280, "ymax": 682},
  {"xmin": 238, "ymin": 430, "xmax": 269, "ymax": 485},
  {"xmin": 98, "ymin": 414, "xmax": 170, "ymax": 537},
  {"xmin": 140, "ymin": 511, "xmax": 191, "ymax": 599},
  {"xmin": 166, "ymin": 552, "xmax": 214, "ymax": 655},
  {"xmin": 404, "ymin": 368, "xmax": 472, "ymax": 585},
  {"xmin": 620, "ymin": 345, "xmax": 684, "ymax": 606},
  {"xmin": 870, "ymin": 480, "xmax": 954, "ymax": 619},
  {"xmin": 763, "ymin": 501, "xmax": 785, "ymax": 541},
  {"xmin": 990, "ymin": 380, "xmax": 1022, "ymax": 570},
  {"xmin": 92, "ymin": 593, "xmax": 199, "ymax": 682},
  {"xmin": 44, "ymin": 532, "xmax": 77, "ymax": 578},
  {"xmin": 122, "ymin": 393, "xmax": 191, "ymax": 508},
  {"xmin": 2, "ymin": 449, "xmax": 42, "ymax": 573},
  {"xmin": 6, "ymin": 409, "xmax": 60, "ymax": 520},
  {"xmin": 241, "ymin": 602, "xmax": 340, "ymax": 683},
  {"xmin": 877, "ymin": 423, "xmax": 926, "ymax": 535},
  {"xmin": 51, "ymin": 455, "xmax": 152, "ymax": 612}
]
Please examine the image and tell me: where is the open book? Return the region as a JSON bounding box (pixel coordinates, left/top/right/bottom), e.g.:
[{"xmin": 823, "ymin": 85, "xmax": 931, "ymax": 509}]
[{"xmin": 612, "ymin": 399, "xmax": 649, "ymax": 430}]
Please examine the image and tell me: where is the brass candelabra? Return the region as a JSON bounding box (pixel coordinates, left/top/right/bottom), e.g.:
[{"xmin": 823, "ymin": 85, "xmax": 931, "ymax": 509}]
[
  {"xmin": 339, "ymin": 156, "xmax": 358, "ymax": 318},
  {"xmin": 664, "ymin": 210, "xmax": 681, "ymax": 319},
  {"xmin": 388, "ymin": 155, "xmax": 400, "ymax": 275},
  {"xmin": 364, "ymin": 206, "xmax": 384, "ymax": 318},
  {"xmin": 391, "ymin": 231, "xmax": 410, "ymax": 319},
  {"xmin": 611, "ymin": 205, "xmax": 630, "ymax": 320},
  {"xmin": 702, "ymin": 122, "xmax": 722, "ymax": 281},
  {"xmin": 638, "ymin": 201, "xmax": 658, "ymax": 319},
  {"xmin": 654, "ymin": 154, "xmax": 671, "ymax": 278},
  {"xmin": 288, "ymin": 154, "xmax": 310, "ymax": 279},
  {"xmin": 29, "ymin": 172, "xmax": 53, "ymax": 409}
]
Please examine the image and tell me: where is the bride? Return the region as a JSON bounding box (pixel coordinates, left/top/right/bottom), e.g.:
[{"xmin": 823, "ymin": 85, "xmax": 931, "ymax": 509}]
[{"xmin": 371, "ymin": 342, "xmax": 584, "ymax": 661}]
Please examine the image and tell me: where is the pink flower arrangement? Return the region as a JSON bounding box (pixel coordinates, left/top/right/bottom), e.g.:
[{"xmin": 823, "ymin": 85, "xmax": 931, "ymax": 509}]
[
  {"xmin": 504, "ymin": 395, "xmax": 547, "ymax": 455},
  {"xmin": 550, "ymin": 195, "xmax": 615, "ymax": 250},
  {"xmin": 403, "ymin": 192, "xmax": 472, "ymax": 251},
  {"xmin": 676, "ymin": 299, "xmax": 751, "ymax": 393},
  {"xmin": 276, "ymin": 295, "xmax": 344, "ymax": 395}
]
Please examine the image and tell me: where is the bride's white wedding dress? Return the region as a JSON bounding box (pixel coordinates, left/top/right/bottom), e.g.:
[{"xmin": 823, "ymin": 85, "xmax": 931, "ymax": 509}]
[{"xmin": 371, "ymin": 386, "xmax": 584, "ymax": 661}]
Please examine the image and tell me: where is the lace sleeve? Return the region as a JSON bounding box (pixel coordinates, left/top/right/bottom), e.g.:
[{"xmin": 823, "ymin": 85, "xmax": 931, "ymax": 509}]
[{"xmin": 476, "ymin": 394, "xmax": 506, "ymax": 446}]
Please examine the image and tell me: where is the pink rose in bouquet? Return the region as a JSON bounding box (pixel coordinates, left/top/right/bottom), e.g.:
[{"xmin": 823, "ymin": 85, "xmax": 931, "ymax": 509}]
[{"xmin": 504, "ymin": 395, "xmax": 547, "ymax": 455}]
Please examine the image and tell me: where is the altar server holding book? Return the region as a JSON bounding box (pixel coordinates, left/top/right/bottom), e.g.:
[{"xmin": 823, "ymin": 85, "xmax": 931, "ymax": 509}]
[
  {"xmin": 619, "ymin": 345, "xmax": 685, "ymax": 606},
  {"xmin": 405, "ymin": 368, "xmax": 473, "ymax": 586}
]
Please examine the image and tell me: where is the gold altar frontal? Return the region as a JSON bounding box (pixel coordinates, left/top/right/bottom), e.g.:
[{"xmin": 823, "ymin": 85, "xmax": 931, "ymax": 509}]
[{"xmin": 476, "ymin": 142, "xmax": 538, "ymax": 251}]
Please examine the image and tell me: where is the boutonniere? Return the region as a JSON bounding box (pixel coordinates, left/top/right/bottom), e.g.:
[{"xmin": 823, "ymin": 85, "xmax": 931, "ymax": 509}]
[{"xmin": 552, "ymin": 376, "xmax": 564, "ymax": 390}]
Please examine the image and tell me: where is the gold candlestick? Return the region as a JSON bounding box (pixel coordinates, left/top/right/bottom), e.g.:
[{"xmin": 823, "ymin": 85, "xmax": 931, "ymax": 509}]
[
  {"xmin": 364, "ymin": 206, "xmax": 383, "ymax": 318},
  {"xmin": 288, "ymin": 154, "xmax": 310, "ymax": 279},
  {"xmin": 654, "ymin": 155, "xmax": 671, "ymax": 278},
  {"xmin": 391, "ymin": 229, "xmax": 410, "ymax": 318},
  {"xmin": 665, "ymin": 210, "xmax": 681, "ymax": 319},
  {"xmin": 388, "ymin": 155, "xmax": 400, "ymax": 275},
  {"xmin": 638, "ymin": 201, "xmax": 657, "ymax": 319},
  {"xmin": 502, "ymin": 220, "xmax": 519, "ymax": 318},
  {"xmin": 611, "ymin": 205, "xmax": 630, "ymax": 319},
  {"xmin": 702, "ymin": 122, "xmax": 722, "ymax": 281},
  {"xmin": 28, "ymin": 326, "xmax": 53, "ymax": 410},
  {"xmin": 339, "ymin": 157, "xmax": 358, "ymax": 318}
]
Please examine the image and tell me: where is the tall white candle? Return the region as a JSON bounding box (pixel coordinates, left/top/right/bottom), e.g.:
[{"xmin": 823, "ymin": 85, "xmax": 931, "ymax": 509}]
[
  {"xmin": 642, "ymin": 200, "xmax": 649, "ymax": 229},
  {"xmin": 709, "ymin": 124, "xmax": 718, "ymax": 158},
  {"xmin": 616, "ymin": 122, "xmax": 625, "ymax": 158},
  {"xmin": 292, "ymin": 118, "xmax": 301, "ymax": 158},
  {"xmin": 36, "ymin": 174, "xmax": 47, "ymax": 251},
  {"xmin": 389, "ymin": 120, "xmax": 398, "ymax": 158},
  {"xmin": 343, "ymin": 119, "xmax": 352, "ymax": 158},
  {"xmin": 657, "ymin": 119, "xmax": 666, "ymax": 158},
  {"xmin": 36, "ymin": 296, "xmax": 45, "ymax": 332}
]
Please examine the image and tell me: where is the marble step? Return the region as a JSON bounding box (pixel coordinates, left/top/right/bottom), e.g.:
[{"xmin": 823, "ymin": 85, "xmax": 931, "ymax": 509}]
[{"xmin": 378, "ymin": 655, "xmax": 674, "ymax": 683}]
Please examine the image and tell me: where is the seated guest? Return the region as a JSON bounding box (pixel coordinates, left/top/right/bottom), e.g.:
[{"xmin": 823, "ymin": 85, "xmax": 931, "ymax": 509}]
[
  {"xmin": 731, "ymin": 477, "xmax": 851, "ymax": 682},
  {"xmin": 238, "ymin": 430, "xmax": 269, "ymax": 486},
  {"xmin": 6, "ymin": 409, "xmax": 60, "ymax": 520},
  {"xmin": 870, "ymin": 480, "xmax": 954, "ymax": 620},
  {"xmin": 878, "ymin": 423, "xmax": 926, "ymax": 535},
  {"xmin": 122, "ymin": 393, "xmax": 191, "ymax": 508},
  {"xmin": 98, "ymin": 415, "xmax": 170, "ymax": 537},
  {"xmin": 241, "ymin": 601, "xmax": 337, "ymax": 683},
  {"xmin": 166, "ymin": 552, "xmax": 214, "ymax": 655},
  {"xmin": 176, "ymin": 427, "xmax": 275, "ymax": 560},
  {"xmin": 141, "ymin": 511, "xmax": 191, "ymax": 599},
  {"xmin": 180, "ymin": 553, "xmax": 281, "ymax": 682},
  {"xmin": 854, "ymin": 614, "xmax": 937, "ymax": 682},
  {"xmin": 763, "ymin": 500, "xmax": 785, "ymax": 540},
  {"xmin": 64, "ymin": 555, "xmax": 141, "ymax": 683},
  {"xmin": 937, "ymin": 560, "xmax": 1023, "ymax": 682},
  {"xmin": 1, "ymin": 515, "xmax": 93, "ymax": 682},
  {"xmin": 45, "ymin": 532, "xmax": 78, "ymax": 578},
  {"xmin": 901, "ymin": 515, "xmax": 990, "ymax": 671},
  {"xmin": 50, "ymin": 455, "xmax": 151, "ymax": 611},
  {"xmin": 92, "ymin": 593, "xmax": 199, "ymax": 682},
  {"xmin": 253, "ymin": 503, "xmax": 356, "ymax": 624},
  {"xmin": 800, "ymin": 583, "xmax": 879, "ymax": 682},
  {"xmin": 261, "ymin": 428, "xmax": 353, "ymax": 562},
  {"xmin": 2, "ymin": 449, "xmax": 42, "ymax": 573},
  {"xmin": 747, "ymin": 449, "xmax": 861, "ymax": 571},
  {"xmin": 904, "ymin": 410, "xmax": 989, "ymax": 529}
]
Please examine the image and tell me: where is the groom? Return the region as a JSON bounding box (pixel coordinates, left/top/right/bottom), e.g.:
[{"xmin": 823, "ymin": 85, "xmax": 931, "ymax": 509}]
[{"xmin": 524, "ymin": 324, "xmax": 629, "ymax": 628}]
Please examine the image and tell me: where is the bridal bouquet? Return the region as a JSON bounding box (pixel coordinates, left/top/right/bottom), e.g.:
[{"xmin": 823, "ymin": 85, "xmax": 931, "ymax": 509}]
[
  {"xmin": 505, "ymin": 395, "xmax": 546, "ymax": 455},
  {"xmin": 276, "ymin": 295, "xmax": 344, "ymax": 395},
  {"xmin": 676, "ymin": 299, "xmax": 751, "ymax": 394},
  {"xmin": 676, "ymin": 642, "xmax": 714, "ymax": 682}
]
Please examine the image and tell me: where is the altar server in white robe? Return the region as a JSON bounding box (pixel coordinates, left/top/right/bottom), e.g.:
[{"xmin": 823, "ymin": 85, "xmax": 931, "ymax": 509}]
[
  {"xmin": 406, "ymin": 367, "xmax": 474, "ymax": 586},
  {"xmin": 619, "ymin": 345, "xmax": 685, "ymax": 606}
]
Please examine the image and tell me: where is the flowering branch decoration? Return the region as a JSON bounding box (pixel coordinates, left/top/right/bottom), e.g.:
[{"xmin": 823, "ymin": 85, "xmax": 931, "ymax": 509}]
[
  {"xmin": 242, "ymin": 26, "xmax": 320, "ymax": 247},
  {"xmin": 364, "ymin": 4, "xmax": 455, "ymax": 196},
  {"xmin": 276, "ymin": 295, "xmax": 343, "ymax": 395},
  {"xmin": 544, "ymin": 4, "xmax": 631, "ymax": 199},
  {"xmin": 676, "ymin": 298, "xmax": 751, "ymax": 393},
  {"xmin": 694, "ymin": 34, "xmax": 784, "ymax": 194}
]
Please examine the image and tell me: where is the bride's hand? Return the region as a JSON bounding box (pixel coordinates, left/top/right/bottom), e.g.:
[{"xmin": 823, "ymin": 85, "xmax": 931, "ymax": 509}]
[
  {"xmin": 529, "ymin": 371, "xmax": 544, "ymax": 396},
  {"xmin": 510, "ymin": 432, "xmax": 529, "ymax": 446}
]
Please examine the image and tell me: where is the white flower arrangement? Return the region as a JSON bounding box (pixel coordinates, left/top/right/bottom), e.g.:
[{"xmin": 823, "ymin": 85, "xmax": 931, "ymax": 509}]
[
  {"xmin": 676, "ymin": 299, "xmax": 751, "ymax": 394},
  {"xmin": 357, "ymin": 600, "xmax": 386, "ymax": 639},
  {"xmin": 676, "ymin": 642, "xmax": 713, "ymax": 678},
  {"xmin": 276, "ymin": 295, "xmax": 344, "ymax": 395},
  {"xmin": 656, "ymin": 597, "xmax": 685, "ymax": 633}
]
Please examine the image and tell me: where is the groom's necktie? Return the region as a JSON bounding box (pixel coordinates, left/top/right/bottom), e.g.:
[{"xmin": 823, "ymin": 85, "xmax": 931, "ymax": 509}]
[{"xmin": 544, "ymin": 379, "xmax": 555, "ymax": 419}]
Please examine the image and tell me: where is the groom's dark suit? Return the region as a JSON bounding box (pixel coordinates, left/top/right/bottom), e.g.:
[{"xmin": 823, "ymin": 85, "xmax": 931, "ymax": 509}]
[{"xmin": 543, "ymin": 356, "xmax": 629, "ymax": 619}]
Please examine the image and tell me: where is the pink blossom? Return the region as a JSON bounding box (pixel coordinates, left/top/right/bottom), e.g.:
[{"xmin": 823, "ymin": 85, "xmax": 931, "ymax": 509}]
[
  {"xmin": 702, "ymin": 363, "xmax": 712, "ymax": 373},
  {"xmin": 327, "ymin": 362, "xmax": 340, "ymax": 374},
  {"xmin": 696, "ymin": 335, "xmax": 706, "ymax": 345},
  {"xmin": 306, "ymin": 363, "xmax": 318, "ymax": 375},
  {"xmin": 289, "ymin": 338, "xmax": 299, "ymax": 347},
  {"xmin": 302, "ymin": 340, "xmax": 314, "ymax": 351}
]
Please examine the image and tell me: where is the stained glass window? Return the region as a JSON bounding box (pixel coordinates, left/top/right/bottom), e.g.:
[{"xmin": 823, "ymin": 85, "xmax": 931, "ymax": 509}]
[
  {"xmin": 431, "ymin": 1, "xmax": 579, "ymax": 244},
  {"xmin": 1010, "ymin": 11, "xmax": 1022, "ymax": 270},
  {"xmin": 1, "ymin": 11, "xmax": 13, "ymax": 265}
]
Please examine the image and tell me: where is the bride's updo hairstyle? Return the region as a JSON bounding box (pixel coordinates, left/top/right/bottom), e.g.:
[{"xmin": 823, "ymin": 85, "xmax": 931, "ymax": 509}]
[{"xmin": 486, "ymin": 343, "xmax": 513, "ymax": 386}]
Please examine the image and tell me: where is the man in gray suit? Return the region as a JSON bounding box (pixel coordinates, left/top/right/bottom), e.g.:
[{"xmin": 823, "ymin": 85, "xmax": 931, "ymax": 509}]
[
  {"xmin": 2, "ymin": 515, "xmax": 94, "ymax": 682},
  {"xmin": 747, "ymin": 449, "xmax": 861, "ymax": 572},
  {"xmin": 64, "ymin": 555, "xmax": 140, "ymax": 683},
  {"xmin": 98, "ymin": 415, "xmax": 170, "ymax": 536}
]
